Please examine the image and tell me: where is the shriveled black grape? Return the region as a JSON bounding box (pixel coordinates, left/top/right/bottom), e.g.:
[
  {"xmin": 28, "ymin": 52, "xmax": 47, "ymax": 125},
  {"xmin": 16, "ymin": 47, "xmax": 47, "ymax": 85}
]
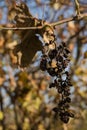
[{"xmin": 40, "ymin": 25, "xmax": 74, "ymax": 123}]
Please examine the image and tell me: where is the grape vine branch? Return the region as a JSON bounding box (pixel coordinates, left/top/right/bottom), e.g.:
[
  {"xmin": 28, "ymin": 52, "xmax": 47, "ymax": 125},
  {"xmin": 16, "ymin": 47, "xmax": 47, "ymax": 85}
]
[{"xmin": 0, "ymin": 0, "xmax": 87, "ymax": 30}]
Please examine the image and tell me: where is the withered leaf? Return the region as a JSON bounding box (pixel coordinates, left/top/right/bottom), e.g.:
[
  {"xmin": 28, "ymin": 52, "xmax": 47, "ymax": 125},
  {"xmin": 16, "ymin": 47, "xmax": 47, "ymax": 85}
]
[
  {"xmin": 11, "ymin": 2, "xmax": 43, "ymax": 67},
  {"xmin": 13, "ymin": 35, "xmax": 42, "ymax": 67}
]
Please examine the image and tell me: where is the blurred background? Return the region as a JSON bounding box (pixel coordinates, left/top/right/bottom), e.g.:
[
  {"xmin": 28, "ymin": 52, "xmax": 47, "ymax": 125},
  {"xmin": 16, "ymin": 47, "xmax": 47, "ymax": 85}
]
[{"xmin": 0, "ymin": 0, "xmax": 87, "ymax": 130}]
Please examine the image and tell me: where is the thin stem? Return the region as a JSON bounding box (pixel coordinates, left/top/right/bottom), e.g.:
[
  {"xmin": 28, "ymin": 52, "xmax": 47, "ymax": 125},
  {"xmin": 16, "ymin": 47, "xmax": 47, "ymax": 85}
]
[
  {"xmin": 0, "ymin": 25, "xmax": 43, "ymax": 30},
  {"xmin": 50, "ymin": 17, "xmax": 75, "ymax": 26},
  {"xmin": 74, "ymin": 0, "xmax": 80, "ymax": 16},
  {"xmin": 50, "ymin": 13, "xmax": 87, "ymax": 26},
  {"xmin": 0, "ymin": 13, "xmax": 87, "ymax": 30}
]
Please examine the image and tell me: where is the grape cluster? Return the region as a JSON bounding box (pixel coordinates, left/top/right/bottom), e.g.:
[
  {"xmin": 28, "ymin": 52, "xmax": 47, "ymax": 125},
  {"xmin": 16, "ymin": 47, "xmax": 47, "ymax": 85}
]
[
  {"xmin": 40, "ymin": 25, "xmax": 74, "ymax": 123},
  {"xmin": 52, "ymin": 72, "xmax": 74, "ymax": 123}
]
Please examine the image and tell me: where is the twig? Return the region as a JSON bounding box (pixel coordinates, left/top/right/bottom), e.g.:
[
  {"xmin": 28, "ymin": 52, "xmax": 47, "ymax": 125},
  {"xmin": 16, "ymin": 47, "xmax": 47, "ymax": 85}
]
[
  {"xmin": 0, "ymin": 13, "xmax": 87, "ymax": 30},
  {"xmin": 74, "ymin": 0, "xmax": 81, "ymax": 16},
  {"xmin": 0, "ymin": 25, "xmax": 43, "ymax": 30},
  {"xmin": 50, "ymin": 13, "xmax": 87, "ymax": 26},
  {"xmin": 50, "ymin": 16, "xmax": 75, "ymax": 26}
]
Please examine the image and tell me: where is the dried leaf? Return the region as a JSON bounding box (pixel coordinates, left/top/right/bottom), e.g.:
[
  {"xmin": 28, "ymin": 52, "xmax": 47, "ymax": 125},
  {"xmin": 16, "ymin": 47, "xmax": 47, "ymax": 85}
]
[
  {"xmin": 13, "ymin": 35, "xmax": 42, "ymax": 67},
  {"xmin": 12, "ymin": 2, "xmax": 43, "ymax": 67}
]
